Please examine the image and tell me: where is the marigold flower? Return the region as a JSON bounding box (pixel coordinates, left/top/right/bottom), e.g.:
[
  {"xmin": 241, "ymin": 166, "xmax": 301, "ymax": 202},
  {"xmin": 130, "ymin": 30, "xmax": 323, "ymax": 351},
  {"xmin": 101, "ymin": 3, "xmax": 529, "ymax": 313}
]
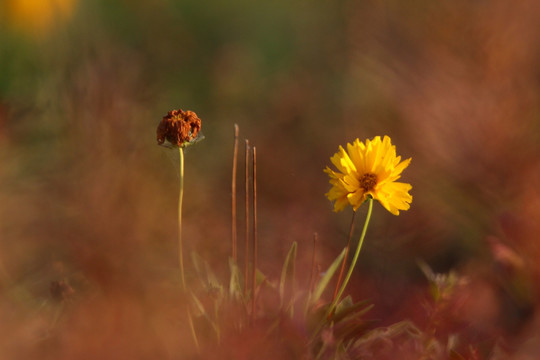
[
  {"xmin": 324, "ymin": 136, "xmax": 412, "ymax": 215},
  {"xmin": 157, "ymin": 109, "xmax": 202, "ymax": 148}
]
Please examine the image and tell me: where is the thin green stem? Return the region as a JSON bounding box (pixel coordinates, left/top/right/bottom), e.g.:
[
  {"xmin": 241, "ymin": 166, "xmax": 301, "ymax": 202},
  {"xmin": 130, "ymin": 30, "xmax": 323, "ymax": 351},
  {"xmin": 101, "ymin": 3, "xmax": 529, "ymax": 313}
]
[
  {"xmin": 331, "ymin": 211, "xmax": 356, "ymax": 304},
  {"xmin": 178, "ymin": 147, "xmax": 186, "ymax": 290},
  {"xmin": 178, "ymin": 147, "xmax": 199, "ymax": 351},
  {"xmin": 326, "ymin": 198, "xmax": 373, "ymax": 318}
]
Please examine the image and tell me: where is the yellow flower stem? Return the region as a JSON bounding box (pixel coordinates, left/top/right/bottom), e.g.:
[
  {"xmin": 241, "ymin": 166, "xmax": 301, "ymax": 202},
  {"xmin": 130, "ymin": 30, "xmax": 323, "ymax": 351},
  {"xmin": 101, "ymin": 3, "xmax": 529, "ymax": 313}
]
[
  {"xmin": 178, "ymin": 146, "xmax": 186, "ymax": 290},
  {"xmin": 327, "ymin": 198, "xmax": 373, "ymax": 318}
]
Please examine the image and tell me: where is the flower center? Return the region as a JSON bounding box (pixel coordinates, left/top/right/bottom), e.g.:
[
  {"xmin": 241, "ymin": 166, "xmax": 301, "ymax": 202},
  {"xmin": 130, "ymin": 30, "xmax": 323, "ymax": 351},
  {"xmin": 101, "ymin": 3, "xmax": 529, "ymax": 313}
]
[{"xmin": 359, "ymin": 173, "xmax": 377, "ymax": 192}]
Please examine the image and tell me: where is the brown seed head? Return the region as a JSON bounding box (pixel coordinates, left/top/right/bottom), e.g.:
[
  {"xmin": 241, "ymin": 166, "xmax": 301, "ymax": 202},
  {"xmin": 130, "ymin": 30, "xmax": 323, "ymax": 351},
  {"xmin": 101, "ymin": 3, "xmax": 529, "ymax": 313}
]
[
  {"xmin": 359, "ymin": 173, "xmax": 378, "ymax": 192},
  {"xmin": 157, "ymin": 109, "xmax": 202, "ymax": 147}
]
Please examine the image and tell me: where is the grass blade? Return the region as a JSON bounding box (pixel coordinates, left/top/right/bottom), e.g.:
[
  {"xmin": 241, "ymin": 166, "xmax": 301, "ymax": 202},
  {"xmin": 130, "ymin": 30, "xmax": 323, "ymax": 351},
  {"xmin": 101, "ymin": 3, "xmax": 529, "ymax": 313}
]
[
  {"xmin": 279, "ymin": 241, "xmax": 297, "ymax": 307},
  {"xmin": 310, "ymin": 247, "xmax": 347, "ymax": 307},
  {"xmin": 229, "ymin": 257, "xmax": 243, "ymax": 300}
]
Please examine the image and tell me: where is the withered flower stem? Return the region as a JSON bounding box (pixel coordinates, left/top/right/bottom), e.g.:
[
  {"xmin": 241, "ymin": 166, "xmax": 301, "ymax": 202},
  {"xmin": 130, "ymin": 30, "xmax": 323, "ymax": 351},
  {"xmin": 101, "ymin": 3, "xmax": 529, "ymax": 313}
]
[
  {"xmin": 251, "ymin": 146, "xmax": 258, "ymax": 324},
  {"xmin": 231, "ymin": 124, "xmax": 239, "ymax": 263},
  {"xmin": 244, "ymin": 140, "xmax": 250, "ymax": 297},
  {"xmin": 309, "ymin": 233, "xmax": 318, "ymax": 293}
]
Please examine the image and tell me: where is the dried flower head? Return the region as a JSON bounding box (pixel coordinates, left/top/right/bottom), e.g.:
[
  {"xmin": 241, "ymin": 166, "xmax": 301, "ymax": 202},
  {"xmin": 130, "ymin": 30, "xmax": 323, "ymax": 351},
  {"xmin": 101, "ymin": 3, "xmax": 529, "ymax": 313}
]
[
  {"xmin": 157, "ymin": 109, "xmax": 202, "ymax": 147},
  {"xmin": 324, "ymin": 136, "xmax": 412, "ymax": 215}
]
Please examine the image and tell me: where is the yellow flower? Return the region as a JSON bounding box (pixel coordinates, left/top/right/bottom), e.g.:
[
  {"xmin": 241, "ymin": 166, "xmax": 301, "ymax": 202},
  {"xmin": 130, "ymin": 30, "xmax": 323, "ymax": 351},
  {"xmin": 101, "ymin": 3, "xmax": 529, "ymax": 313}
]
[{"xmin": 324, "ymin": 136, "xmax": 412, "ymax": 215}]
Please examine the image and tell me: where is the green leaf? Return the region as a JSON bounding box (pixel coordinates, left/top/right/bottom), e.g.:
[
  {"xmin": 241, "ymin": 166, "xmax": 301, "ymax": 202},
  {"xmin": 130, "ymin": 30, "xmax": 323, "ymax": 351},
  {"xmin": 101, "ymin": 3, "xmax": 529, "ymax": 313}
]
[
  {"xmin": 255, "ymin": 268, "xmax": 267, "ymax": 286},
  {"xmin": 191, "ymin": 251, "xmax": 223, "ymax": 294},
  {"xmin": 229, "ymin": 257, "xmax": 243, "ymax": 300},
  {"xmin": 190, "ymin": 291, "xmax": 207, "ymax": 318},
  {"xmin": 191, "ymin": 252, "xmax": 204, "ymax": 279},
  {"xmin": 279, "ymin": 241, "xmax": 297, "ymax": 307},
  {"xmin": 190, "ymin": 291, "xmax": 220, "ymax": 342},
  {"xmin": 204, "ymin": 260, "xmax": 221, "ymax": 291},
  {"xmin": 310, "ymin": 247, "xmax": 347, "ymax": 307},
  {"xmin": 333, "ymin": 297, "xmax": 372, "ymax": 323}
]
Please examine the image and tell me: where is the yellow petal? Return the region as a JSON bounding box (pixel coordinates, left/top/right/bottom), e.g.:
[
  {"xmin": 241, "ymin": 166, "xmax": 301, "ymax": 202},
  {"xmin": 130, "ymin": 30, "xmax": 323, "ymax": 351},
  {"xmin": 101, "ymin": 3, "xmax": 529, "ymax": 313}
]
[{"xmin": 347, "ymin": 190, "xmax": 367, "ymax": 211}]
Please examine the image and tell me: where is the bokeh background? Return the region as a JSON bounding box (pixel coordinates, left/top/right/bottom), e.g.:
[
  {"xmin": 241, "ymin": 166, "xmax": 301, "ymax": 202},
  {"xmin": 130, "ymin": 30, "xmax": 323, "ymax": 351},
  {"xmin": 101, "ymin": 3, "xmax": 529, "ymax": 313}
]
[{"xmin": 2, "ymin": 0, "xmax": 540, "ymax": 358}]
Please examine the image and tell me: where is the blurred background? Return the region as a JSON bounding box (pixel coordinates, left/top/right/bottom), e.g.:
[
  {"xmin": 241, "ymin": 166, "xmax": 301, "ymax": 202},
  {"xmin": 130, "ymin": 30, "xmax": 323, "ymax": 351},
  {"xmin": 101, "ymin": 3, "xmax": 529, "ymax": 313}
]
[{"xmin": 1, "ymin": 0, "xmax": 540, "ymax": 358}]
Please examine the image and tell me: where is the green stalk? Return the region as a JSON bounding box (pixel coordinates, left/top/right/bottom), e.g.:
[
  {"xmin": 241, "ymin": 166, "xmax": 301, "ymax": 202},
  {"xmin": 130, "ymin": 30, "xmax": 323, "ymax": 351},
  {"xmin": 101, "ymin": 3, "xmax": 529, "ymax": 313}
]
[
  {"xmin": 178, "ymin": 146, "xmax": 199, "ymax": 351},
  {"xmin": 326, "ymin": 198, "xmax": 373, "ymax": 318},
  {"xmin": 178, "ymin": 147, "xmax": 186, "ymax": 290},
  {"xmin": 331, "ymin": 211, "xmax": 356, "ymax": 303}
]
